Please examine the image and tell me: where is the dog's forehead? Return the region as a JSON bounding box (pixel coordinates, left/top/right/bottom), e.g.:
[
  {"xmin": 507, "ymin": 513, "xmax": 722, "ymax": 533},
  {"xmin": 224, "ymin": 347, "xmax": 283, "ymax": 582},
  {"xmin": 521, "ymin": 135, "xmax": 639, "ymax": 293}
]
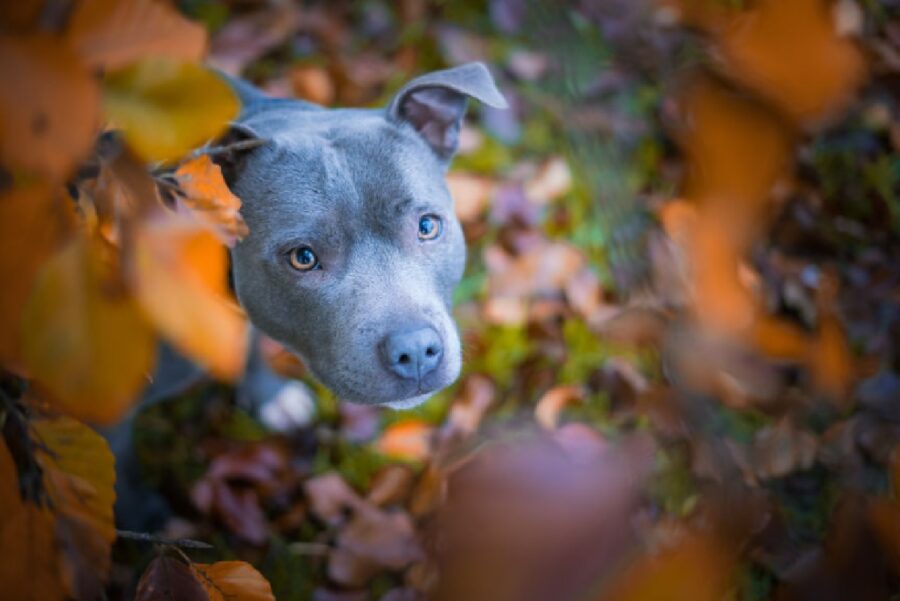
[{"xmin": 236, "ymin": 107, "xmax": 453, "ymax": 226}]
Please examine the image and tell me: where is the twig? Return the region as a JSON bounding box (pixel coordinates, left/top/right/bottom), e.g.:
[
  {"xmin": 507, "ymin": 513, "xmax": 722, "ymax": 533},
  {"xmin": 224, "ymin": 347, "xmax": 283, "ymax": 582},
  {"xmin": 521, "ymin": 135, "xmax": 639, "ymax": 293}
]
[
  {"xmin": 189, "ymin": 139, "xmax": 266, "ymax": 160},
  {"xmin": 116, "ymin": 529, "xmax": 214, "ymax": 549}
]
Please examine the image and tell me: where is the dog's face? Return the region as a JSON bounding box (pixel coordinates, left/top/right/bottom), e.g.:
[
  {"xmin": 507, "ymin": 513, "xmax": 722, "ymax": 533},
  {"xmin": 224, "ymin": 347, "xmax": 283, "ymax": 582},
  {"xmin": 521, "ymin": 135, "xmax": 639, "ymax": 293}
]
[{"xmin": 223, "ymin": 64, "xmax": 506, "ymax": 408}]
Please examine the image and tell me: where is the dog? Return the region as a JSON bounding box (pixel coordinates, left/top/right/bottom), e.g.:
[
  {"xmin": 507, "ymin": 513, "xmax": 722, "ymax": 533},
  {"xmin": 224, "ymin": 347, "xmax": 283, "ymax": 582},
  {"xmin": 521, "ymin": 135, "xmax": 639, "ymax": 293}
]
[{"xmin": 110, "ymin": 63, "xmax": 507, "ymax": 529}]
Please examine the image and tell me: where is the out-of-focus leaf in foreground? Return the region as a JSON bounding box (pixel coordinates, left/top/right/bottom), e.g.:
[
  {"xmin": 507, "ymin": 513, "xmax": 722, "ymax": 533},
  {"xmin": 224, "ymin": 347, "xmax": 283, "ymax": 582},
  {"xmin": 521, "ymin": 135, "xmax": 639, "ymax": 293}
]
[{"xmin": 103, "ymin": 59, "xmax": 238, "ymax": 163}]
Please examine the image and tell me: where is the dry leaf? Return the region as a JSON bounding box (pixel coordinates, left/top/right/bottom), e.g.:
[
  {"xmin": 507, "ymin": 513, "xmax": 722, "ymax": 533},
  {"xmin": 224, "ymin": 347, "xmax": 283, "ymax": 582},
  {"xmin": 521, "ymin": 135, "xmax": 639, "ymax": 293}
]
[
  {"xmin": 0, "ymin": 34, "xmax": 100, "ymax": 180},
  {"xmin": 136, "ymin": 556, "xmax": 209, "ymax": 601},
  {"xmin": 375, "ymin": 420, "xmax": 433, "ymax": 462},
  {"xmin": 133, "ymin": 214, "xmax": 247, "ymax": 380},
  {"xmin": 66, "ymin": 0, "xmax": 207, "ymax": 71},
  {"xmin": 22, "ymin": 233, "xmax": 156, "ymax": 424},
  {"xmin": 534, "ymin": 385, "xmax": 584, "ymax": 429},
  {"xmin": 193, "ymin": 561, "xmax": 275, "ymax": 601},
  {"xmin": 446, "ymin": 172, "xmax": 494, "ymax": 222},
  {"xmin": 175, "ymin": 155, "xmax": 249, "ymax": 246},
  {"xmin": 103, "ymin": 59, "xmax": 239, "ymax": 163}
]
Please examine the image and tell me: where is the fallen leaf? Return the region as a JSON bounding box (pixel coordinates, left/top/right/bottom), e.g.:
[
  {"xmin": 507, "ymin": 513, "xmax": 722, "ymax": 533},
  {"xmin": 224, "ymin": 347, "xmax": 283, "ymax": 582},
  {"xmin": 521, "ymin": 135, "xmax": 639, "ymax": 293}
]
[
  {"xmin": 289, "ymin": 65, "xmax": 335, "ymax": 105},
  {"xmin": 367, "ymin": 465, "xmax": 416, "ymax": 507},
  {"xmin": 523, "ymin": 157, "xmax": 571, "ymax": 205},
  {"xmin": 337, "ymin": 506, "xmax": 423, "ymax": 571},
  {"xmin": 136, "ymin": 556, "xmax": 209, "ymax": 601},
  {"xmin": 534, "ymin": 385, "xmax": 584, "ymax": 429},
  {"xmin": 304, "ymin": 472, "xmax": 365, "ymax": 525},
  {"xmin": 0, "ymin": 441, "xmax": 67, "ymax": 601},
  {"xmin": 0, "ymin": 184, "xmax": 77, "ymax": 370},
  {"xmin": 0, "ymin": 34, "xmax": 100, "ymax": 180},
  {"xmin": 66, "ymin": 0, "xmax": 207, "ymax": 71},
  {"xmin": 132, "ymin": 214, "xmax": 247, "ymax": 380},
  {"xmin": 751, "ymin": 418, "xmax": 818, "ymax": 479},
  {"xmin": 103, "ymin": 58, "xmax": 238, "ymax": 163},
  {"xmin": 810, "ymin": 313, "xmax": 853, "ymax": 400},
  {"xmin": 22, "ymin": 233, "xmax": 156, "ymax": 424},
  {"xmin": 193, "ymin": 561, "xmax": 275, "ymax": 601},
  {"xmin": 175, "ymin": 155, "xmax": 249, "ymax": 246},
  {"xmin": 375, "ymin": 420, "xmax": 433, "ymax": 462},
  {"xmin": 446, "ymin": 172, "xmax": 495, "ymax": 222}
]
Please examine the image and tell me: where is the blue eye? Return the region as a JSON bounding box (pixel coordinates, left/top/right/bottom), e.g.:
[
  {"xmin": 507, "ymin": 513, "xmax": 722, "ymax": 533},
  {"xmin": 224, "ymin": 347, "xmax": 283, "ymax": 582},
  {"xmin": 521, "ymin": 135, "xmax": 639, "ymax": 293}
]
[
  {"xmin": 418, "ymin": 214, "xmax": 442, "ymax": 241},
  {"xmin": 289, "ymin": 246, "xmax": 320, "ymax": 271}
]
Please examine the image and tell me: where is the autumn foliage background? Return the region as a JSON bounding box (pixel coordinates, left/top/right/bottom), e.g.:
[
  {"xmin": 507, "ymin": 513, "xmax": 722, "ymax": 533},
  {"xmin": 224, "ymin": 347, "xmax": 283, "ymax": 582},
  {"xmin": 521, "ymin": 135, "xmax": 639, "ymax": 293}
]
[{"xmin": 1, "ymin": 0, "xmax": 899, "ymax": 600}]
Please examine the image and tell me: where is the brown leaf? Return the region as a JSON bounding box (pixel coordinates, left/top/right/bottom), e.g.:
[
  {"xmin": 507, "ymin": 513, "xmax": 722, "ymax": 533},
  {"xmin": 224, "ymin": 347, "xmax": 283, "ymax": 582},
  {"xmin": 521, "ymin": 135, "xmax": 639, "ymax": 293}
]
[
  {"xmin": 327, "ymin": 547, "xmax": 379, "ymax": 588},
  {"xmin": 193, "ymin": 561, "xmax": 275, "ymax": 601},
  {"xmin": 0, "ymin": 441, "xmax": 67, "ymax": 601},
  {"xmin": 66, "ymin": 0, "xmax": 207, "ymax": 71},
  {"xmin": 22, "ymin": 233, "xmax": 156, "ymax": 424},
  {"xmin": 0, "ymin": 184, "xmax": 77, "ymax": 370},
  {"xmin": 751, "ymin": 418, "xmax": 818, "ymax": 480},
  {"xmin": 0, "ymin": 34, "xmax": 100, "ymax": 180},
  {"xmin": 290, "ymin": 65, "xmax": 335, "ymax": 105},
  {"xmin": 304, "ymin": 472, "xmax": 365, "ymax": 525},
  {"xmin": 175, "ymin": 155, "xmax": 249, "ymax": 246},
  {"xmin": 136, "ymin": 556, "xmax": 209, "ymax": 601},
  {"xmin": 367, "ymin": 465, "xmax": 416, "ymax": 507},
  {"xmin": 132, "ymin": 214, "xmax": 247, "ymax": 380},
  {"xmin": 337, "ymin": 506, "xmax": 423, "ymax": 571},
  {"xmin": 523, "ymin": 157, "xmax": 571, "ymax": 205},
  {"xmin": 32, "ymin": 416, "xmax": 117, "ymax": 599}
]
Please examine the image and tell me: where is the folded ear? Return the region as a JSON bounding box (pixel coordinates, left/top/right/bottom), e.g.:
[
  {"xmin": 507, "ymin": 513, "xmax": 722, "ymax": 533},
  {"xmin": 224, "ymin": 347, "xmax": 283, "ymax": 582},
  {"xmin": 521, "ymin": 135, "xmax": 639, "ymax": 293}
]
[
  {"xmin": 210, "ymin": 123, "xmax": 267, "ymax": 186},
  {"xmin": 387, "ymin": 62, "xmax": 508, "ymax": 164}
]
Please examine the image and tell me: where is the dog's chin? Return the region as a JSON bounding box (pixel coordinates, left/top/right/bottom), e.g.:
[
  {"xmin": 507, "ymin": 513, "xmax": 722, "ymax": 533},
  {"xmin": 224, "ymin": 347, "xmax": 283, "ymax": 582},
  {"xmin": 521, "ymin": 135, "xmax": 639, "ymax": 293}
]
[{"xmin": 381, "ymin": 393, "xmax": 433, "ymax": 410}]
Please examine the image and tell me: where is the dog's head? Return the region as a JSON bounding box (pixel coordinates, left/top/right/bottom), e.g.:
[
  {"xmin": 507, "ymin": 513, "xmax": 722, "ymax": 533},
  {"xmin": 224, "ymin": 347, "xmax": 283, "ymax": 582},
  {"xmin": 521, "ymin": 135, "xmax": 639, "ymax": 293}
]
[{"xmin": 220, "ymin": 63, "xmax": 506, "ymax": 408}]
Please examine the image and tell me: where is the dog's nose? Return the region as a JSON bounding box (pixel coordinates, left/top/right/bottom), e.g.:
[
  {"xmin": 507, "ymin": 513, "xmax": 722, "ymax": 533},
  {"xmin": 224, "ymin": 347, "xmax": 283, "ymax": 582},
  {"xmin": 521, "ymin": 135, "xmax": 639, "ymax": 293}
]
[{"xmin": 382, "ymin": 327, "xmax": 443, "ymax": 382}]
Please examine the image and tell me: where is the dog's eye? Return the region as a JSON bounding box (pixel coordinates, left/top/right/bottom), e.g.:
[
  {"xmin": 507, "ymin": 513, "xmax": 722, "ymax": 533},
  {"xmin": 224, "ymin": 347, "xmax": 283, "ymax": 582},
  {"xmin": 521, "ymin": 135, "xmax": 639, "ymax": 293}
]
[
  {"xmin": 289, "ymin": 246, "xmax": 320, "ymax": 271},
  {"xmin": 418, "ymin": 214, "xmax": 442, "ymax": 241}
]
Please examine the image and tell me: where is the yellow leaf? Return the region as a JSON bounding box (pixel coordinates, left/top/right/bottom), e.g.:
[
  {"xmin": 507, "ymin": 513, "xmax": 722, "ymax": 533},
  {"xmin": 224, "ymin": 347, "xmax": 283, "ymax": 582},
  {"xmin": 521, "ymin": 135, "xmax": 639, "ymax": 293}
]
[
  {"xmin": 133, "ymin": 215, "xmax": 248, "ymax": 380},
  {"xmin": 0, "ymin": 34, "xmax": 100, "ymax": 180},
  {"xmin": 22, "ymin": 233, "xmax": 156, "ymax": 424},
  {"xmin": 0, "ymin": 441, "xmax": 67, "ymax": 601},
  {"xmin": 175, "ymin": 155, "xmax": 249, "ymax": 246},
  {"xmin": 375, "ymin": 420, "xmax": 433, "ymax": 462},
  {"xmin": 0, "ymin": 184, "xmax": 77, "ymax": 370},
  {"xmin": 66, "ymin": 0, "xmax": 207, "ymax": 71},
  {"xmin": 32, "ymin": 415, "xmax": 117, "ymax": 599},
  {"xmin": 534, "ymin": 385, "xmax": 584, "ymax": 429},
  {"xmin": 103, "ymin": 59, "xmax": 238, "ymax": 163},
  {"xmin": 193, "ymin": 561, "xmax": 275, "ymax": 601}
]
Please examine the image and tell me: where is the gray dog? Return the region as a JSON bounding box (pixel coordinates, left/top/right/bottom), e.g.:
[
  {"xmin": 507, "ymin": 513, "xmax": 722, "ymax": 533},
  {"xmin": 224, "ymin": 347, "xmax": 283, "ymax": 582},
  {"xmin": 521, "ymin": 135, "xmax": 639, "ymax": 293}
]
[{"xmin": 111, "ymin": 63, "xmax": 507, "ymax": 528}]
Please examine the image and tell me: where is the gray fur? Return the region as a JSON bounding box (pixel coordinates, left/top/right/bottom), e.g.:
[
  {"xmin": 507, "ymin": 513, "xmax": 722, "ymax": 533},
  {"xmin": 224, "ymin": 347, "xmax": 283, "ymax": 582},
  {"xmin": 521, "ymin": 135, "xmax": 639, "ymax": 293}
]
[{"xmin": 225, "ymin": 63, "xmax": 506, "ymax": 408}]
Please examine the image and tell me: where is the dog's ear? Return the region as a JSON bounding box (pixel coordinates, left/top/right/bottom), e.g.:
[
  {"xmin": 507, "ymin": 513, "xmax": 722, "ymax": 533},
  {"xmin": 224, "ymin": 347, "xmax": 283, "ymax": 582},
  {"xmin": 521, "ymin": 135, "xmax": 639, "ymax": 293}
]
[
  {"xmin": 387, "ymin": 62, "xmax": 507, "ymax": 164},
  {"xmin": 210, "ymin": 123, "xmax": 266, "ymax": 186}
]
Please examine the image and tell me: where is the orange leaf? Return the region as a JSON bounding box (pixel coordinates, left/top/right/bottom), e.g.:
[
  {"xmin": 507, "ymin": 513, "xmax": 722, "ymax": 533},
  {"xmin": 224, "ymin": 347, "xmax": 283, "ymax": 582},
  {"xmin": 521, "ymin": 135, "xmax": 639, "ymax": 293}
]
[
  {"xmin": 133, "ymin": 215, "xmax": 247, "ymax": 380},
  {"xmin": 66, "ymin": 0, "xmax": 207, "ymax": 71},
  {"xmin": 810, "ymin": 313, "xmax": 853, "ymax": 399},
  {"xmin": 22, "ymin": 233, "xmax": 157, "ymax": 424},
  {"xmin": 0, "ymin": 34, "xmax": 100, "ymax": 180},
  {"xmin": 375, "ymin": 420, "xmax": 433, "ymax": 462},
  {"xmin": 175, "ymin": 155, "xmax": 249, "ymax": 246},
  {"xmin": 0, "ymin": 441, "xmax": 67, "ymax": 601},
  {"xmin": 715, "ymin": 0, "xmax": 866, "ymax": 125},
  {"xmin": 0, "ymin": 184, "xmax": 77, "ymax": 370},
  {"xmin": 193, "ymin": 561, "xmax": 275, "ymax": 601}
]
